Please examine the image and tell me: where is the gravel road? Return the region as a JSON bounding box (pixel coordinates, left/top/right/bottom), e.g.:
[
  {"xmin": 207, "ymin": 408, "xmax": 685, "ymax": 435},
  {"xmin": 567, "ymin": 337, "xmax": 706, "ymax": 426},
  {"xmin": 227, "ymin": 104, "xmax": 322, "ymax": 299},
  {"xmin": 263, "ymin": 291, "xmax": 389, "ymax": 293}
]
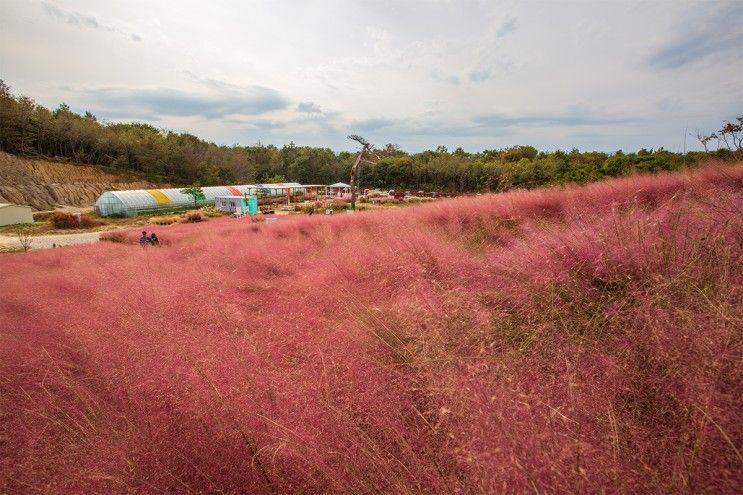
[{"xmin": 0, "ymin": 231, "xmax": 105, "ymax": 250}]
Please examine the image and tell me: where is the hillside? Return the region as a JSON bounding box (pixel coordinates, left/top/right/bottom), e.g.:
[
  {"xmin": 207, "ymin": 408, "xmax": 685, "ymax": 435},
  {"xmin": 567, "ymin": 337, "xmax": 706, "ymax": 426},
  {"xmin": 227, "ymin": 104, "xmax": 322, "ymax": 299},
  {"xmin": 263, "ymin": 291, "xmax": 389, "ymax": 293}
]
[
  {"xmin": 0, "ymin": 151, "xmax": 155, "ymax": 210},
  {"xmin": 1, "ymin": 166, "xmax": 741, "ymax": 493}
]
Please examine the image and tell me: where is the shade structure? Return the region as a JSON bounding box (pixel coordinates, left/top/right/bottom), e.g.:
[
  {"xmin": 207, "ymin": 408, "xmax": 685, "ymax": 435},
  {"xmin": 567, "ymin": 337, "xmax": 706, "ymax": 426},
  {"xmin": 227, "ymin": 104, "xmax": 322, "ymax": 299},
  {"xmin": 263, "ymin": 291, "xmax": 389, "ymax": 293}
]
[
  {"xmin": 253, "ymin": 183, "xmax": 304, "ymax": 196},
  {"xmin": 95, "ymin": 183, "xmax": 307, "ymax": 217}
]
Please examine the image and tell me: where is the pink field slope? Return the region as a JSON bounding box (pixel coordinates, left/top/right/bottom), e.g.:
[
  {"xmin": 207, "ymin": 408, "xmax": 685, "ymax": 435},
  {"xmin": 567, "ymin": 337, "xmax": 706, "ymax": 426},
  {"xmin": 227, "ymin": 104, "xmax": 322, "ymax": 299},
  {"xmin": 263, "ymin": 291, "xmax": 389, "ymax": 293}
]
[{"xmin": 1, "ymin": 166, "xmax": 742, "ymax": 493}]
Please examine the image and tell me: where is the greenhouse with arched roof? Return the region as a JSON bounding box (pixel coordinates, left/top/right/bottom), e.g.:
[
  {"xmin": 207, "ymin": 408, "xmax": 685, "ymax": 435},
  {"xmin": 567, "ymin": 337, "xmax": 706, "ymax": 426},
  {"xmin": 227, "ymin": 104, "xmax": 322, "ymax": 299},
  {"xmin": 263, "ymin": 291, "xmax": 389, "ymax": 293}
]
[{"xmin": 95, "ymin": 183, "xmax": 305, "ymax": 217}]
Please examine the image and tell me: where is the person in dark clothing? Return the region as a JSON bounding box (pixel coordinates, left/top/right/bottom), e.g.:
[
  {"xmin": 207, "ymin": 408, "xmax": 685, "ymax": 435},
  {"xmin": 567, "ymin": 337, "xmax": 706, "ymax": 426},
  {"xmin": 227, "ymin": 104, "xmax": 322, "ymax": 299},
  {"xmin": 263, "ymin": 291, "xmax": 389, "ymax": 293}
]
[
  {"xmin": 150, "ymin": 232, "xmax": 160, "ymax": 246},
  {"xmin": 139, "ymin": 231, "xmax": 151, "ymax": 247}
]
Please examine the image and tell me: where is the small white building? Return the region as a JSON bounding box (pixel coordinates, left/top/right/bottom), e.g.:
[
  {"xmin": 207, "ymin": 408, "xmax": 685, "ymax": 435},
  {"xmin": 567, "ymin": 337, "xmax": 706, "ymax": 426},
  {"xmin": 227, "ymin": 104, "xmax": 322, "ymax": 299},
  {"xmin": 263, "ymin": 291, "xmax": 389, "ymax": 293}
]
[
  {"xmin": 215, "ymin": 196, "xmax": 247, "ymax": 215},
  {"xmin": 0, "ymin": 203, "xmax": 34, "ymax": 227}
]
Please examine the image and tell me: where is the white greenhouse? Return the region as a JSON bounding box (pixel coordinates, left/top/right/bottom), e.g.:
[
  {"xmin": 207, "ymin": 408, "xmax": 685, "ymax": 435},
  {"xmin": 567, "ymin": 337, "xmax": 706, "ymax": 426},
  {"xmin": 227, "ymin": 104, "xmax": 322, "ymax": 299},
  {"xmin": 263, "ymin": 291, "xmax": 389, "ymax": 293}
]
[{"xmin": 95, "ymin": 183, "xmax": 306, "ymax": 217}]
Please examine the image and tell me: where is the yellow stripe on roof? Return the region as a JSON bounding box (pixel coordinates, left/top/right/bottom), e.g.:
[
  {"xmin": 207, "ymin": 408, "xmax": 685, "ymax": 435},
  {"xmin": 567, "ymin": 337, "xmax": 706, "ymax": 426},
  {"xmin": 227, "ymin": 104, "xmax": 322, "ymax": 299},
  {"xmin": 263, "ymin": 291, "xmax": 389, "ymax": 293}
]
[{"xmin": 146, "ymin": 189, "xmax": 170, "ymax": 204}]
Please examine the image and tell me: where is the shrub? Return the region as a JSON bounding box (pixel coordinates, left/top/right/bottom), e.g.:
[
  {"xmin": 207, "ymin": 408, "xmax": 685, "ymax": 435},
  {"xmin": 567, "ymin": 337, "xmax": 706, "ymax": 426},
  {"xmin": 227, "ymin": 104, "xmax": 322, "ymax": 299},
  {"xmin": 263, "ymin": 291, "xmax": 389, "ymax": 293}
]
[
  {"xmin": 32, "ymin": 211, "xmax": 52, "ymax": 221},
  {"xmin": 49, "ymin": 212, "xmax": 80, "ymax": 228},
  {"xmin": 99, "ymin": 231, "xmax": 133, "ymax": 244},
  {"xmin": 149, "ymin": 215, "xmax": 180, "ymax": 225},
  {"xmin": 49, "ymin": 212, "xmax": 102, "ymax": 229},
  {"xmin": 14, "ymin": 225, "xmax": 34, "ymax": 252},
  {"xmin": 329, "ymin": 200, "xmax": 348, "ymax": 212},
  {"xmin": 201, "ymin": 206, "xmax": 225, "ymax": 218},
  {"xmin": 182, "ymin": 211, "xmax": 205, "ymax": 223}
]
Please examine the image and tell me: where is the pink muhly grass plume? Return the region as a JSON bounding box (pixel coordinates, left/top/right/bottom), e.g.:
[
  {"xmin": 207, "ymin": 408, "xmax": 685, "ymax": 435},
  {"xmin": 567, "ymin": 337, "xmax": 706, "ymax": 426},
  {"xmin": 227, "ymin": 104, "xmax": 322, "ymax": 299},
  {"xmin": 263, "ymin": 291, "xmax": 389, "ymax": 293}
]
[{"xmin": 1, "ymin": 165, "xmax": 741, "ymax": 493}]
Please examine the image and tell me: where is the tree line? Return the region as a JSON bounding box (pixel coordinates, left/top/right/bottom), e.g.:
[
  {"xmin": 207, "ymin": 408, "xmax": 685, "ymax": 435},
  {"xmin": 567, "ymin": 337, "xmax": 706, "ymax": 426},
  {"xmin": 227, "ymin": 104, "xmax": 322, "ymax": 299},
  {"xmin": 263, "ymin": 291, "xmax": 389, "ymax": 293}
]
[{"xmin": 1, "ymin": 80, "xmax": 740, "ymax": 192}]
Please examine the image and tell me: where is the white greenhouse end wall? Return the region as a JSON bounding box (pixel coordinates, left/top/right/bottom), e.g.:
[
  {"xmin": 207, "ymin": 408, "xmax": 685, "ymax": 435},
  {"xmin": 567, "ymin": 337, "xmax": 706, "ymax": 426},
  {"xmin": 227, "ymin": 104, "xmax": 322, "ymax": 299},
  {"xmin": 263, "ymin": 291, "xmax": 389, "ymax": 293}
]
[{"xmin": 0, "ymin": 203, "xmax": 34, "ymax": 226}]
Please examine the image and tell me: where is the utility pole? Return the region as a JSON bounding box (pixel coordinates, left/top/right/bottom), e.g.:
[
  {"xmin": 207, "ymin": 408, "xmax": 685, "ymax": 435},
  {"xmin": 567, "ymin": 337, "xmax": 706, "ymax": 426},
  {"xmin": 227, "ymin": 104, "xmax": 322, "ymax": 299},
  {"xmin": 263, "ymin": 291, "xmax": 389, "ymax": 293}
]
[{"xmin": 347, "ymin": 134, "xmax": 371, "ymax": 210}]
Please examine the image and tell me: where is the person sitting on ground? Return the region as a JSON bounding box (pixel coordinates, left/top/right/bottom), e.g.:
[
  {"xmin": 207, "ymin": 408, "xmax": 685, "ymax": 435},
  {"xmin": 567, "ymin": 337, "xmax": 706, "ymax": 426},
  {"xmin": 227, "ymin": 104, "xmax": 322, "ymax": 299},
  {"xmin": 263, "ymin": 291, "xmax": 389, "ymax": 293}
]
[
  {"xmin": 139, "ymin": 231, "xmax": 151, "ymax": 247},
  {"xmin": 150, "ymin": 232, "xmax": 160, "ymax": 246}
]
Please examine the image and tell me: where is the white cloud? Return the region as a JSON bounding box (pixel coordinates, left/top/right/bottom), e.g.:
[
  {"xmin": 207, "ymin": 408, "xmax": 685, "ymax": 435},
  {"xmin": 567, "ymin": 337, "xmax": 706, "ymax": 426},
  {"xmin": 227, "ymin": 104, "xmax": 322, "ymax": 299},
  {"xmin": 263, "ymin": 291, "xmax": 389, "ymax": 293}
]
[
  {"xmin": 42, "ymin": 2, "xmax": 142, "ymax": 42},
  {"xmin": 0, "ymin": 0, "xmax": 740, "ymax": 152},
  {"xmin": 297, "ymin": 102, "xmax": 323, "ymax": 114}
]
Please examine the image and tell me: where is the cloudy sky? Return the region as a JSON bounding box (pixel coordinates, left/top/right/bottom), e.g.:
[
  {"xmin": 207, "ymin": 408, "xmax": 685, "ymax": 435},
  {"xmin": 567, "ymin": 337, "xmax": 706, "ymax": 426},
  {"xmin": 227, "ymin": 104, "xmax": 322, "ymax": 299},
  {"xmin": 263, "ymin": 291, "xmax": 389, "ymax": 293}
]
[{"xmin": 1, "ymin": 0, "xmax": 741, "ymax": 152}]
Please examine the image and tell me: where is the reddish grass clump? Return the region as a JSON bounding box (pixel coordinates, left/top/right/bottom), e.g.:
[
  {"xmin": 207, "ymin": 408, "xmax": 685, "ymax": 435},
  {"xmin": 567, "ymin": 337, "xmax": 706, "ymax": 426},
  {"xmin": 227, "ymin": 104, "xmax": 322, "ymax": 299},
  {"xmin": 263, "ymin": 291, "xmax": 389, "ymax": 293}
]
[
  {"xmin": 49, "ymin": 211, "xmax": 101, "ymax": 229},
  {"xmin": 1, "ymin": 165, "xmax": 742, "ymax": 493}
]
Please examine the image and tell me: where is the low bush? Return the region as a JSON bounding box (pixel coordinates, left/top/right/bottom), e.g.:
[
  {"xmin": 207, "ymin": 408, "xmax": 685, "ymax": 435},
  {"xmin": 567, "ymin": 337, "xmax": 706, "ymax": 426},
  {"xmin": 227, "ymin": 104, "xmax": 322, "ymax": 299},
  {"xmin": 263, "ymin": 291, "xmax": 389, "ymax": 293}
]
[
  {"xmin": 149, "ymin": 215, "xmax": 180, "ymax": 225},
  {"xmin": 99, "ymin": 231, "xmax": 133, "ymax": 244},
  {"xmin": 0, "ymin": 245, "xmax": 24, "ymax": 254},
  {"xmin": 329, "ymin": 200, "xmax": 348, "ymax": 212},
  {"xmin": 201, "ymin": 206, "xmax": 225, "ymax": 218},
  {"xmin": 32, "ymin": 211, "xmax": 52, "ymax": 221},
  {"xmin": 182, "ymin": 210, "xmax": 205, "ymax": 223},
  {"xmin": 49, "ymin": 212, "xmax": 102, "ymax": 229},
  {"xmin": 49, "ymin": 212, "xmax": 80, "ymax": 228},
  {"xmin": 410, "ymin": 196, "xmax": 433, "ymax": 203}
]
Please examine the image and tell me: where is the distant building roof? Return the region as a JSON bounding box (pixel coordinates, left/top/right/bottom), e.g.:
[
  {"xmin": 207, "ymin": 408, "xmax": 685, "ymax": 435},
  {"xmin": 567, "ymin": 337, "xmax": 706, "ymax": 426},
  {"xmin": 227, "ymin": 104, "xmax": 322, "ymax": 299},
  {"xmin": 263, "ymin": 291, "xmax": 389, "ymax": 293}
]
[
  {"xmin": 0, "ymin": 203, "xmax": 32, "ymax": 209},
  {"xmin": 254, "ymin": 183, "xmax": 303, "ymax": 188},
  {"xmin": 330, "ymin": 182, "xmax": 351, "ymax": 188}
]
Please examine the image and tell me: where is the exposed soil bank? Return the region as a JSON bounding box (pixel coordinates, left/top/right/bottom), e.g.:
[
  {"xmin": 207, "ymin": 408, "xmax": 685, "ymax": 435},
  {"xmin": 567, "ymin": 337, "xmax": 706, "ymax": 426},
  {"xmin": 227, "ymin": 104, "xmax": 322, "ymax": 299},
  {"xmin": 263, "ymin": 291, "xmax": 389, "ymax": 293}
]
[{"xmin": 0, "ymin": 152, "xmax": 156, "ymax": 210}]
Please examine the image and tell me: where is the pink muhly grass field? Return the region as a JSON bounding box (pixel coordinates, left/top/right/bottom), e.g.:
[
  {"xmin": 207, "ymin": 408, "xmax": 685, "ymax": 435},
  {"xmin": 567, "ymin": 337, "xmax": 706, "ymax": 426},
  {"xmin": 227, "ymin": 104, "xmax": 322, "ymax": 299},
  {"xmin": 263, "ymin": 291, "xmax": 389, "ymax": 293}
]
[{"xmin": 1, "ymin": 165, "xmax": 742, "ymax": 493}]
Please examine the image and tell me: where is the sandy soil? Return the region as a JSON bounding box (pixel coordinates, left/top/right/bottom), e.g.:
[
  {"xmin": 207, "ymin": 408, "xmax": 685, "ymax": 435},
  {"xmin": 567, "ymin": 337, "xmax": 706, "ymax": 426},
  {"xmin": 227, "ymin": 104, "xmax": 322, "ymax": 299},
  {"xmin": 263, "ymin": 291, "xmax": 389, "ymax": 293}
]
[
  {"xmin": 37, "ymin": 205, "xmax": 96, "ymax": 215},
  {"xmin": 0, "ymin": 231, "xmax": 105, "ymax": 251}
]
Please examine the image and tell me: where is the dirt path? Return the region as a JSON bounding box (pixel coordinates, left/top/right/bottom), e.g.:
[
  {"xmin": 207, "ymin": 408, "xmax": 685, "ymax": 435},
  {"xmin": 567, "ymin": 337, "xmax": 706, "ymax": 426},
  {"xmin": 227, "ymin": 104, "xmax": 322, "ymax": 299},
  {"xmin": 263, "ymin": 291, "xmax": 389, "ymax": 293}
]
[{"xmin": 0, "ymin": 231, "xmax": 108, "ymax": 250}]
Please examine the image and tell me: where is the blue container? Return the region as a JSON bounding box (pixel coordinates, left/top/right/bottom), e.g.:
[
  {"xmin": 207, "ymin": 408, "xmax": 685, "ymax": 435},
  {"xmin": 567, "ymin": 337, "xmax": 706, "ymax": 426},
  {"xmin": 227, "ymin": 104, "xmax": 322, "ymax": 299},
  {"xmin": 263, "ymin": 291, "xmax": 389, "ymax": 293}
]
[{"xmin": 247, "ymin": 196, "xmax": 258, "ymax": 215}]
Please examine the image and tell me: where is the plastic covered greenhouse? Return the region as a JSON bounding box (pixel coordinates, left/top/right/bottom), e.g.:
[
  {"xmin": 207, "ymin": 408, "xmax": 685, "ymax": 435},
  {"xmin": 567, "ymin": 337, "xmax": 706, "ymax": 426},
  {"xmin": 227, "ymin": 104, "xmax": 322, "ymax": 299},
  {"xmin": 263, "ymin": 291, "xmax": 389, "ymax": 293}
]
[{"xmin": 95, "ymin": 183, "xmax": 304, "ymax": 217}]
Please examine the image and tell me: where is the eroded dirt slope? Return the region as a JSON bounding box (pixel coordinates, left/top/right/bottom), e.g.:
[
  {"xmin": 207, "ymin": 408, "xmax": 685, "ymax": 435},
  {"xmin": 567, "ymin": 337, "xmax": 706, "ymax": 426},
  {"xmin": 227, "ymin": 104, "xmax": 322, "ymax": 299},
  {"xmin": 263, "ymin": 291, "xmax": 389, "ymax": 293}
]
[{"xmin": 0, "ymin": 152, "xmax": 156, "ymax": 210}]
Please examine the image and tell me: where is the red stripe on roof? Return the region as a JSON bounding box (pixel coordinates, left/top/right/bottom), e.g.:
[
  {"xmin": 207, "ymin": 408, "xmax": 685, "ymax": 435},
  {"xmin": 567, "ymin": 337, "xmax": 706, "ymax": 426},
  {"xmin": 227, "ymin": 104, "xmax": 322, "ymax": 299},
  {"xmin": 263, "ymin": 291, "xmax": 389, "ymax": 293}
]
[{"xmin": 226, "ymin": 186, "xmax": 242, "ymax": 196}]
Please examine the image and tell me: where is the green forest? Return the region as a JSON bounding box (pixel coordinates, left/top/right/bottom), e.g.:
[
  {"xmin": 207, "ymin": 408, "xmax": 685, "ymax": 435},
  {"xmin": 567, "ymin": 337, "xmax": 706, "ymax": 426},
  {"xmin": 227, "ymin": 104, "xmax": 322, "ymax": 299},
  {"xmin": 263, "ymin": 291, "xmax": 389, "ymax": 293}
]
[{"xmin": 1, "ymin": 81, "xmax": 740, "ymax": 192}]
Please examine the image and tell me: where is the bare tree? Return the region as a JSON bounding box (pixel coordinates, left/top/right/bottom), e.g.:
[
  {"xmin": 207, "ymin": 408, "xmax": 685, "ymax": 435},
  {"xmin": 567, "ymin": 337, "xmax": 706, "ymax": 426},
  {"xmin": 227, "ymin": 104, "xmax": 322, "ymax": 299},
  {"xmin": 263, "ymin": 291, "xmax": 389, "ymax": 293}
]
[
  {"xmin": 696, "ymin": 130, "xmax": 716, "ymax": 152},
  {"xmin": 718, "ymin": 118, "xmax": 742, "ymax": 151},
  {"xmin": 696, "ymin": 117, "xmax": 743, "ymax": 152},
  {"xmin": 347, "ymin": 134, "xmax": 373, "ymax": 210},
  {"xmin": 16, "ymin": 226, "xmax": 34, "ymax": 252}
]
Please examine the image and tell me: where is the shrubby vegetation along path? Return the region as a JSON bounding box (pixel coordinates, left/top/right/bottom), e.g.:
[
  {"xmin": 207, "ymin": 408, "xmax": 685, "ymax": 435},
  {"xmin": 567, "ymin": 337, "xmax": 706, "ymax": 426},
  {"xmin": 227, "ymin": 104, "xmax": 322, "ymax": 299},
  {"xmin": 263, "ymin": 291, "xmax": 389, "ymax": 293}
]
[{"xmin": 1, "ymin": 166, "xmax": 741, "ymax": 493}]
